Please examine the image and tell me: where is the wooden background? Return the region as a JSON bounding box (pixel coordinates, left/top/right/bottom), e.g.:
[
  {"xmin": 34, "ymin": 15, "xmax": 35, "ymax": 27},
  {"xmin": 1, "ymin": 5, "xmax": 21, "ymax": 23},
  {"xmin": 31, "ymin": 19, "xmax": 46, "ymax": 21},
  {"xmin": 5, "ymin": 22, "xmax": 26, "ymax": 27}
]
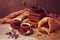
[{"xmin": 0, "ymin": 0, "xmax": 60, "ymax": 18}]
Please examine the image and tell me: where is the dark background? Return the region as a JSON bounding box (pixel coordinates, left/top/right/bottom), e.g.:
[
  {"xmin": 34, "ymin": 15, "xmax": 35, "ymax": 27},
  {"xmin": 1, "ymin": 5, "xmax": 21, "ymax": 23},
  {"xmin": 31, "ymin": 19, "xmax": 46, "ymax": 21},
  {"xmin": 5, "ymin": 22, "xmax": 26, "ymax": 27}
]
[{"xmin": 0, "ymin": 0, "xmax": 60, "ymax": 18}]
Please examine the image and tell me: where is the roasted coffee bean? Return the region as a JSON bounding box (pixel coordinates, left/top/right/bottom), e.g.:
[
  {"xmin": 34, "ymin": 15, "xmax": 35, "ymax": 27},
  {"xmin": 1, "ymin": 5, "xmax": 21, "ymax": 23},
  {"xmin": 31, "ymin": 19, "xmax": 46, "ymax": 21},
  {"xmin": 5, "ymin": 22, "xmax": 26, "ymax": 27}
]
[
  {"xmin": 15, "ymin": 34, "xmax": 19, "ymax": 39},
  {"xmin": 6, "ymin": 32, "xmax": 19, "ymax": 39}
]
